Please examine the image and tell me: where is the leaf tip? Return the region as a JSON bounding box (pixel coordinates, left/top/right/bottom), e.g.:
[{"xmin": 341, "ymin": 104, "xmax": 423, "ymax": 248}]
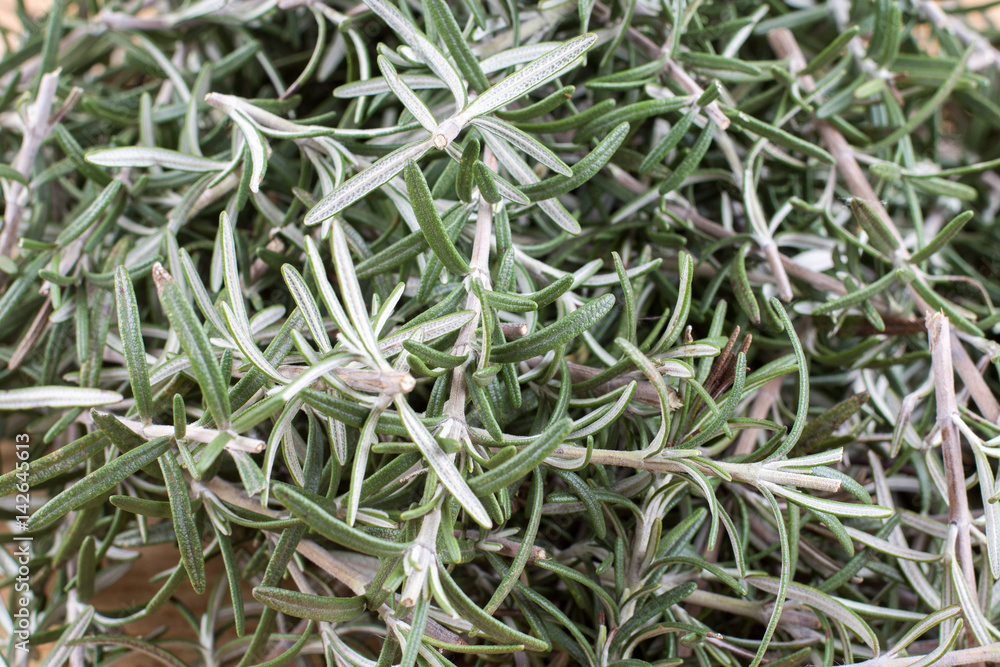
[{"xmin": 151, "ymin": 261, "xmax": 174, "ymax": 294}]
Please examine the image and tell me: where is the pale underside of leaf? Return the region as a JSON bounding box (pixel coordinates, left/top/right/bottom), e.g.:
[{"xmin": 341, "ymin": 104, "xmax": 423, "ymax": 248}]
[
  {"xmin": 0, "ymin": 387, "xmax": 123, "ymax": 410},
  {"xmin": 395, "ymin": 397, "xmax": 491, "ymax": 528},
  {"xmin": 459, "ymin": 33, "xmax": 598, "ymax": 121},
  {"xmin": 86, "ymin": 147, "xmax": 228, "ymax": 172},
  {"xmin": 304, "ymin": 139, "xmax": 434, "ymax": 225}
]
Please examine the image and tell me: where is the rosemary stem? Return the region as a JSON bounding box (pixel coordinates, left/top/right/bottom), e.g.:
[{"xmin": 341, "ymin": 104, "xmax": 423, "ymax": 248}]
[{"xmin": 928, "ymin": 312, "xmax": 981, "ymax": 658}]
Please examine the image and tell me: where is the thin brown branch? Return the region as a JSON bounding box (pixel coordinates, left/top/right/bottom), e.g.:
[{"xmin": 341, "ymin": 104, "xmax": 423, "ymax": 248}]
[
  {"xmin": 500, "ymin": 322, "xmax": 528, "ymax": 339},
  {"xmin": 523, "ymin": 356, "xmax": 682, "ymax": 408},
  {"xmin": 762, "ymin": 242, "xmax": 794, "ymax": 303},
  {"xmin": 662, "ymin": 201, "xmax": 848, "ymax": 296},
  {"xmin": 767, "ymin": 28, "xmax": 940, "ymax": 321},
  {"xmin": 766, "ymin": 31, "xmax": 903, "ymax": 249},
  {"xmin": 732, "ymin": 376, "xmax": 783, "ymax": 456},
  {"xmin": 950, "ymin": 332, "xmax": 1000, "ymax": 424},
  {"xmin": 9, "ymin": 298, "xmax": 53, "ymax": 370},
  {"xmin": 928, "ymin": 312, "xmax": 979, "ymax": 655}
]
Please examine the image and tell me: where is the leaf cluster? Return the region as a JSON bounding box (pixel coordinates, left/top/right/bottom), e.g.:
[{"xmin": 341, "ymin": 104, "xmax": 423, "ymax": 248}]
[{"xmin": 2, "ymin": 0, "xmax": 1000, "ymax": 666}]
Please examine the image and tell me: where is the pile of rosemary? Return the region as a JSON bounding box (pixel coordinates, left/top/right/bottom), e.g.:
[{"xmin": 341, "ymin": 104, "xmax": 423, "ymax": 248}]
[{"xmin": 2, "ymin": 0, "xmax": 1000, "ymax": 664}]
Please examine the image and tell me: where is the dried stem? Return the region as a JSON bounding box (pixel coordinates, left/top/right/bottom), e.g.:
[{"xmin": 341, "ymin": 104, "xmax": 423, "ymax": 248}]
[
  {"xmin": 240, "ymin": 364, "xmax": 416, "ymax": 396},
  {"xmin": 523, "ymin": 355, "xmax": 682, "ymax": 407},
  {"xmin": 767, "ymin": 29, "xmax": 939, "ymax": 318},
  {"xmin": 500, "ymin": 322, "xmax": 528, "ymax": 339},
  {"xmin": 950, "ymin": 332, "xmax": 1000, "ymax": 424},
  {"xmin": 928, "ymin": 312, "xmax": 979, "ymax": 654},
  {"xmin": 662, "ymin": 200, "xmax": 848, "ymax": 296},
  {"xmin": 852, "ymin": 644, "xmax": 1000, "ymax": 667},
  {"xmin": 99, "ymin": 412, "xmax": 266, "ymax": 453},
  {"xmin": 761, "ymin": 242, "xmax": 794, "ymax": 303},
  {"xmin": 917, "ymin": 1, "xmax": 1000, "ymax": 71},
  {"xmin": 732, "ymin": 376, "xmax": 783, "ymax": 456},
  {"xmin": 1, "ymin": 70, "xmax": 62, "ymax": 264},
  {"xmin": 9, "ymin": 298, "xmax": 53, "ymax": 370}
]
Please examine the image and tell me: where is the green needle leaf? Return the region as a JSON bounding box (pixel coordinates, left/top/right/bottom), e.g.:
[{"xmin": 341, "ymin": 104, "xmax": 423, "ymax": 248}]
[
  {"xmin": 378, "ymin": 56, "xmax": 438, "ymax": 134},
  {"xmin": 849, "ymin": 197, "xmax": 900, "ymax": 256},
  {"xmin": 473, "ymin": 160, "xmax": 502, "ymax": 204},
  {"xmin": 56, "ymin": 179, "xmax": 122, "ymax": 247},
  {"xmin": 722, "ymin": 107, "xmax": 835, "ymax": 163},
  {"xmin": 425, "ymin": 0, "xmax": 490, "ymax": 92},
  {"xmin": 253, "ymin": 586, "xmax": 366, "ymax": 622},
  {"xmin": 27, "ymin": 435, "xmax": 172, "ymax": 531},
  {"xmin": 437, "ymin": 565, "xmax": 548, "ymax": 651},
  {"xmin": 0, "ymin": 386, "xmax": 123, "ymax": 410},
  {"xmin": 731, "ymin": 243, "xmax": 761, "ymax": 325},
  {"xmin": 0, "ymin": 433, "xmax": 107, "ymax": 495},
  {"xmin": 456, "ymin": 137, "xmax": 480, "ymax": 203},
  {"xmin": 305, "ymin": 139, "xmax": 434, "ymax": 225},
  {"xmin": 404, "ymin": 159, "xmax": 471, "ymax": 275},
  {"xmin": 658, "ymin": 120, "xmax": 717, "ymax": 194},
  {"xmin": 459, "ymin": 34, "xmax": 598, "ymax": 120},
  {"xmin": 153, "ymin": 262, "xmax": 231, "ymax": 429},
  {"xmin": 159, "ymin": 451, "xmax": 206, "ymax": 594},
  {"xmin": 491, "ymin": 293, "xmax": 615, "ymax": 363},
  {"xmin": 471, "ymin": 417, "xmax": 573, "ymax": 495},
  {"xmin": 115, "ymin": 266, "xmax": 154, "ymax": 425},
  {"xmin": 909, "ymin": 211, "xmax": 974, "ymax": 264},
  {"xmin": 470, "ymin": 116, "xmax": 572, "ymax": 176},
  {"xmin": 520, "ymin": 122, "xmax": 630, "ymax": 201},
  {"xmin": 271, "ymin": 482, "xmax": 411, "ymax": 556},
  {"xmin": 403, "ymin": 339, "xmax": 468, "ymax": 369},
  {"xmin": 801, "ymin": 26, "xmax": 860, "ymax": 75},
  {"xmin": 85, "ymin": 147, "xmax": 229, "ymax": 171},
  {"xmin": 395, "ymin": 396, "xmax": 492, "ymax": 528}
]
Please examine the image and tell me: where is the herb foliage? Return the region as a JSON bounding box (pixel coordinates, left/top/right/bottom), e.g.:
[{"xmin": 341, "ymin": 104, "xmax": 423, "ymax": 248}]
[{"xmin": 2, "ymin": 0, "xmax": 1000, "ymax": 665}]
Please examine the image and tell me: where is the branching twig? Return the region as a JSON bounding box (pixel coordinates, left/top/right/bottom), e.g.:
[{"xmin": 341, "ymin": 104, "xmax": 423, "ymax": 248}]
[
  {"xmin": 443, "ymin": 147, "xmax": 497, "ymax": 429},
  {"xmin": 767, "ymin": 29, "xmax": 940, "ymax": 320},
  {"xmin": 1, "ymin": 70, "xmax": 62, "ymax": 264},
  {"xmin": 950, "ymin": 332, "xmax": 1000, "ymax": 424},
  {"xmin": 928, "ymin": 312, "xmax": 979, "ymax": 654},
  {"xmin": 662, "ymin": 200, "xmax": 848, "ymax": 296}
]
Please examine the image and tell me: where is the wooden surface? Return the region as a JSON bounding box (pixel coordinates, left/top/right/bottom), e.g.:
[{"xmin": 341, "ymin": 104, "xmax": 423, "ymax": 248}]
[{"xmin": 0, "ymin": 0, "xmax": 49, "ymax": 35}]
